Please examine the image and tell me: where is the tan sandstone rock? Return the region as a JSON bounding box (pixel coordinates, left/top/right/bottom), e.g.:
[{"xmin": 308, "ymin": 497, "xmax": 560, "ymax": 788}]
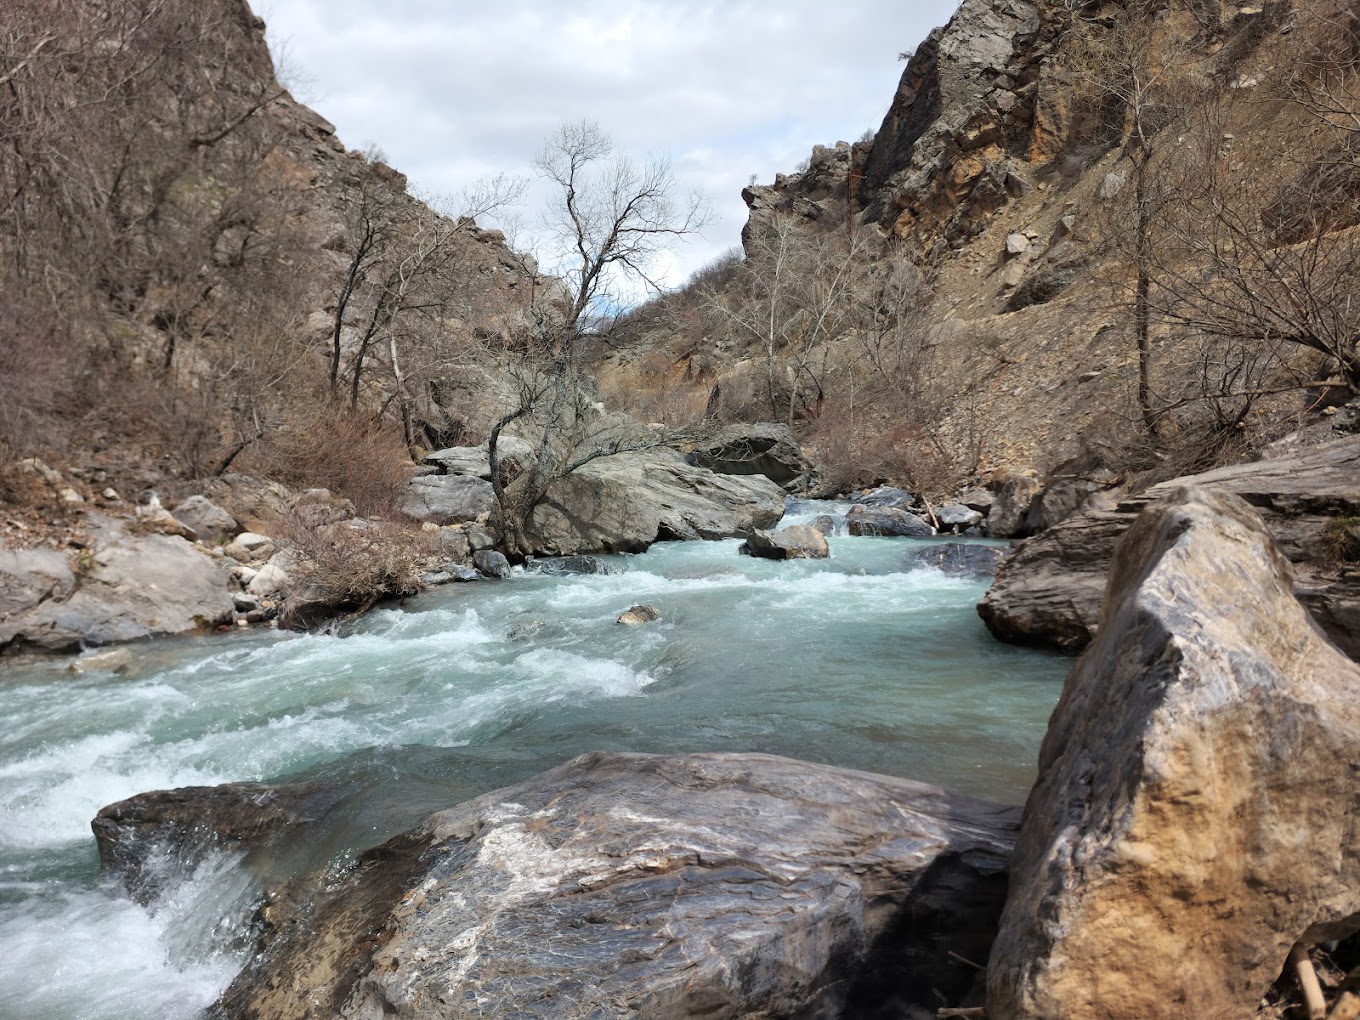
[{"xmin": 987, "ymin": 486, "xmax": 1360, "ymax": 1019}]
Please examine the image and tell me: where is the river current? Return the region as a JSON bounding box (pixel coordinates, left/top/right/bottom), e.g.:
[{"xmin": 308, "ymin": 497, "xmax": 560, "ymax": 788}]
[{"xmin": 0, "ymin": 508, "xmax": 1065, "ymax": 1019}]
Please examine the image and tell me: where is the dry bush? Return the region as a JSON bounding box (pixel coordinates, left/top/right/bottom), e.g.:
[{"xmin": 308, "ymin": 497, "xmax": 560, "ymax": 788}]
[
  {"xmin": 808, "ymin": 407, "xmax": 974, "ymax": 499},
  {"xmin": 243, "ymin": 410, "xmax": 414, "ymax": 519},
  {"xmin": 0, "ymin": 289, "xmax": 71, "ymax": 455},
  {"xmin": 274, "ymin": 513, "xmax": 429, "ymax": 624}
]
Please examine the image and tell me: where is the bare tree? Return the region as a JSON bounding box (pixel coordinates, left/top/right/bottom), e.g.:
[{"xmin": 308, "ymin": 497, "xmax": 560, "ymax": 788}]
[{"xmin": 486, "ymin": 120, "xmax": 708, "ymax": 558}]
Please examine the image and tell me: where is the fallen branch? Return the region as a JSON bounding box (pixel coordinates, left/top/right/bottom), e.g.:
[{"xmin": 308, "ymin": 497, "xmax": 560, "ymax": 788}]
[{"xmin": 1292, "ymin": 943, "xmax": 1327, "ymax": 1020}]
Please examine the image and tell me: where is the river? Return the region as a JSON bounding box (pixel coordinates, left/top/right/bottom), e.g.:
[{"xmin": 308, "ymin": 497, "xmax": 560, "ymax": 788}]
[{"xmin": 0, "ymin": 510, "xmax": 1065, "ymax": 1019}]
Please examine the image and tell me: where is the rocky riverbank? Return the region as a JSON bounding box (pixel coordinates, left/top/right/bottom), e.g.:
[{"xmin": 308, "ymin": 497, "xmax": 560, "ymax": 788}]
[{"xmin": 86, "ymin": 484, "xmax": 1360, "ymax": 1017}]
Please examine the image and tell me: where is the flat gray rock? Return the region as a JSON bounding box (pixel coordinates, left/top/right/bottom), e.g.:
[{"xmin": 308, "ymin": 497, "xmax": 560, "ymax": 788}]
[{"xmin": 402, "ymin": 474, "xmax": 496, "ymax": 525}]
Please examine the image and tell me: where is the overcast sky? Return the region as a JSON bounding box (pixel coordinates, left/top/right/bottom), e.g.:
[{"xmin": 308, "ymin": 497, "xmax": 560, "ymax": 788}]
[{"xmin": 256, "ymin": 0, "xmax": 962, "ymax": 291}]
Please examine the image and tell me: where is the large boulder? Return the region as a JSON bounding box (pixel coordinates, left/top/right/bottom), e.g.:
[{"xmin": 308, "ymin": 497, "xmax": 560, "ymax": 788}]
[
  {"xmin": 979, "ymin": 435, "xmax": 1360, "ymax": 658},
  {"xmin": 740, "ymin": 524, "xmax": 830, "ymax": 560},
  {"xmin": 685, "ymin": 422, "xmax": 809, "ymax": 486},
  {"xmin": 987, "ymin": 472, "xmax": 1043, "ymax": 538},
  {"xmin": 207, "ymin": 751, "xmax": 1018, "ymax": 1020},
  {"xmin": 846, "ymin": 504, "xmax": 936, "ymax": 537},
  {"xmin": 526, "ymin": 449, "xmax": 786, "ymax": 555},
  {"xmin": 988, "ymin": 487, "xmax": 1360, "ymax": 1019},
  {"xmin": 424, "ymin": 435, "xmax": 537, "ymax": 481},
  {"xmin": 402, "ymin": 474, "xmax": 496, "ymax": 525},
  {"xmin": 0, "ymin": 517, "xmax": 235, "ymax": 653}
]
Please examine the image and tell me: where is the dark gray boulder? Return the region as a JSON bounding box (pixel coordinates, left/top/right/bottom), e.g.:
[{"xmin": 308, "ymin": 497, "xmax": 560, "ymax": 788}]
[
  {"xmin": 206, "ymin": 751, "xmax": 1018, "ymax": 1020},
  {"xmin": 472, "ymin": 549, "xmax": 512, "ymax": 579},
  {"xmin": 910, "ymin": 542, "xmax": 1008, "ymax": 579},
  {"xmin": 851, "ymin": 486, "xmax": 918, "ymax": 509},
  {"xmin": 846, "ymin": 504, "xmax": 936, "ymax": 538},
  {"xmin": 686, "ymin": 422, "xmax": 809, "ymax": 486}
]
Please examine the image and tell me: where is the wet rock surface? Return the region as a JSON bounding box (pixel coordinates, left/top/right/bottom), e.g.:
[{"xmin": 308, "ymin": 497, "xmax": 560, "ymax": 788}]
[
  {"xmin": 846, "ymin": 504, "xmax": 936, "ymax": 538},
  {"xmin": 205, "ymin": 751, "xmax": 1018, "ymax": 1020},
  {"xmin": 740, "ymin": 524, "xmax": 830, "ymax": 560},
  {"xmin": 988, "ymin": 486, "xmax": 1360, "ymax": 1019}
]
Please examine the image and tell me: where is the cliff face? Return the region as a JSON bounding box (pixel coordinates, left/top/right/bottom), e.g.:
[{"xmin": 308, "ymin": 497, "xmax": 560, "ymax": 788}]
[{"xmin": 706, "ymin": 0, "xmax": 1356, "ymax": 484}]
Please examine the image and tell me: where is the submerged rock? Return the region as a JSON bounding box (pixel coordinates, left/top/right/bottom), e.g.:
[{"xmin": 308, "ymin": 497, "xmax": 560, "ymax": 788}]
[
  {"xmin": 616, "ymin": 603, "xmax": 661, "ymax": 625},
  {"xmin": 988, "ymin": 487, "xmax": 1360, "ymax": 1019},
  {"xmin": 207, "ymin": 751, "xmax": 1018, "ymax": 1020},
  {"xmin": 978, "ymin": 435, "xmax": 1360, "ymax": 657},
  {"xmin": 740, "ymin": 524, "xmax": 830, "ymax": 560},
  {"xmin": 909, "ymin": 542, "xmax": 1008, "ymax": 579},
  {"xmin": 525, "ymin": 554, "xmax": 621, "ymax": 576}
]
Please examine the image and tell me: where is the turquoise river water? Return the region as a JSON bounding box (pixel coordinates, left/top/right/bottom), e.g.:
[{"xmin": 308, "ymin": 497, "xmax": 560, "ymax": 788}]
[{"xmin": 0, "ymin": 512, "xmax": 1066, "ymax": 1019}]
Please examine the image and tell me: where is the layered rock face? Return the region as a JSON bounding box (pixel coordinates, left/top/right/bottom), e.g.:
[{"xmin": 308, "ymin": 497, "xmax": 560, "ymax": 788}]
[
  {"xmin": 526, "ymin": 449, "xmax": 786, "ymax": 555},
  {"xmin": 978, "ymin": 436, "xmax": 1360, "ymax": 657},
  {"xmin": 987, "ymin": 487, "xmax": 1360, "ymax": 1019},
  {"xmin": 203, "ymin": 751, "xmax": 1018, "ymax": 1020}
]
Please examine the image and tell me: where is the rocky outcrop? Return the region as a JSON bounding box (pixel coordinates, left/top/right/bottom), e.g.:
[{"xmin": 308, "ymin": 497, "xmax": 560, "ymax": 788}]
[
  {"xmin": 987, "ymin": 487, "xmax": 1360, "ymax": 1019},
  {"xmin": 685, "ymin": 422, "xmax": 810, "ymax": 487},
  {"xmin": 0, "ymin": 516, "xmax": 235, "ymax": 653},
  {"xmin": 401, "ymin": 474, "xmax": 495, "ymax": 525},
  {"xmin": 526, "ymin": 449, "xmax": 786, "ymax": 555},
  {"xmin": 979, "ymin": 436, "xmax": 1360, "ymax": 657},
  {"xmin": 740, "ymin": 524, "xmax": 830, "ymax": 560},
  {"xmin": 207, "ymin": 751, "xmax": 1018, "ymax": 1020}
]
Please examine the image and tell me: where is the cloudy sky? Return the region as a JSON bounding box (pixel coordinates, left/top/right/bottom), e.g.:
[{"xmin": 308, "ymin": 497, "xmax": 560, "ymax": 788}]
[{"xmin": 256, "ymin": 0, "xmax": 962, "ymax": 291}]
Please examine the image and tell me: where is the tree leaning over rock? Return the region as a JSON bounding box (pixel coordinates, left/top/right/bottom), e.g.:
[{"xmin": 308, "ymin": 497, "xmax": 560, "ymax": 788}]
[{"xmin": 487, "ymin": 121, "xmax": 709, "ymax": 559}]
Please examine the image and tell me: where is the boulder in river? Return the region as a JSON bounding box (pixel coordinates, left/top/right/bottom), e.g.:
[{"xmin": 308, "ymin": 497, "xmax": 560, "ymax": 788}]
[
  {"xmin": 203, "ymin": 751, "xmax": 1019, "ymax": 1020},
  {"xmin": 909, "ymin": 542, "xmax": 1008, "ymax": 579},
  {"xmin": 527, "ymin": 449, "xmax": 785, "ymax": 555},
  {"xmin": 852, "ymin": 486, "xmax": 918, "ymax": 509},
  {"xmin": 472, "ymin": 549, "xmax": 512, "ymax": 579},
  {"xmin": 740, "ymin": 524, "xmax": 830, "ymax": 560},
  {"xmin": 616, "ymin": 603, "xmax": 661, "ymax": 625},
  {"xmin": 988, "ymin": 487, "xmax": 1360, "ymax": 1019},
  {"xmin": 978, "ymin": 435, "xmax": 1360, "ymax": 657},
  {"xmin": 526, "ymin": 554, "xmax": 621, "ymax": 576},
  {"xmin": 846, "ymin": 504, "xmax": 936, "ymax": 538}
]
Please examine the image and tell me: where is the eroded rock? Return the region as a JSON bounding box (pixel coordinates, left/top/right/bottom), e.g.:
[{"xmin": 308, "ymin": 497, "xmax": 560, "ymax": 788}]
[
  {"xmin": 846, "ymin": 504, "xmax": 935, "ymax": 537},
  {"xmin": 987, "ymin": 487, "xmax": 1360, "ymax": 1019},
  {"xmin": 207, "ymin": 752, "xmax": 1019, "ymax": 1020},
  {"xmin": 978, "ymin": 435, "xmax": 1360, "ymax": 657}
]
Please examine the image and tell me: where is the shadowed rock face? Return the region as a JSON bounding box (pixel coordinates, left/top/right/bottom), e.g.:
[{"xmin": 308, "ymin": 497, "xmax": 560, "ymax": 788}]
[
  {"xmin": 978, "ymin": 435, "xmax": 1360, "ymax": 658},
  {"xmin": 202, "ymin": 751, "xmax": 1019, "ymax": 1020},
  {"xmin": 987, "ymin": 487, "xmax": 1360, "ymax": 1020}
]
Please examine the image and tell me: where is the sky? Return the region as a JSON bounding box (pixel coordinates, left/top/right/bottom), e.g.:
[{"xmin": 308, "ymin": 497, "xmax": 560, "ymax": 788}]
[{"xmin": 256, "ymin": 0, "xmax": 963, "ymax": 293}]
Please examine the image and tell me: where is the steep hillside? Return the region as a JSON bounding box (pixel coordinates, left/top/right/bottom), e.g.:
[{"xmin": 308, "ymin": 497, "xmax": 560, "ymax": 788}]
[
  {"xmin": 0, "ymin": 0, "xmax": 535, "ymax": 522},
  {"xmin": 604, "ymin": 0, "xmax": 1360, "ymax": 494}
]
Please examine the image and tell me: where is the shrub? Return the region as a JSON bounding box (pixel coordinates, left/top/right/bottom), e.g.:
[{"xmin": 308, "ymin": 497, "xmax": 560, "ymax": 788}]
[{"xmin": 0, "ymin": 290, "xmax": 70, "ymax": 455}]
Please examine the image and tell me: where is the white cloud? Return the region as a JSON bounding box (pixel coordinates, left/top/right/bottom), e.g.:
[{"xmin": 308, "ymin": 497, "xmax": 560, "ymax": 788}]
[{"xmin": 256, "ymin": 0, "xmax": 962, "ymax": 292}]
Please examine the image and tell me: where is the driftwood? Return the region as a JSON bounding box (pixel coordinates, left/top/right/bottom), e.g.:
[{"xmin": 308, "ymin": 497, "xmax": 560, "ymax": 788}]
[{"xmin": 1292, "ymin": 943, "xmax": 1327, "ymax": 1020}]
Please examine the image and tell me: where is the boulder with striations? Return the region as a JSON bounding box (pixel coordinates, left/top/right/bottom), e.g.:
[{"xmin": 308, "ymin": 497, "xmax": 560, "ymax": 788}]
[
  {"xmin": 987, "ymin": 487, "xmax": 1360, "ymax": 1019},
  {"xmin": 205, "ymin": 751, "xmax": 1019, "ymax": 1020}
]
